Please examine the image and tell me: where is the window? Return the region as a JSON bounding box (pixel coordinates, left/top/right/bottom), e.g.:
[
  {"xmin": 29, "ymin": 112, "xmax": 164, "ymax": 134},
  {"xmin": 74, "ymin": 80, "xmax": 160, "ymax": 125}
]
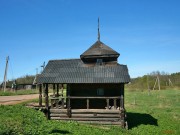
[
  {"xmin": 96, "ymin": 59, "xmax": 103, "ymax": 65},
  {"xmin": 97, "ymin": 88, "xmax": 104, "ymax": 96}
]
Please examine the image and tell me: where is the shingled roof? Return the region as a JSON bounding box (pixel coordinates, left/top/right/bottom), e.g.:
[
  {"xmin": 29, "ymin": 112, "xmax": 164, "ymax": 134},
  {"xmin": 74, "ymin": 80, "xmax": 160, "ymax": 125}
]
[
  {"xmin": 80, "ymin": 41, "xmax": 120, "ymax": 59},
  {"xmin": 37, "ymin": 59, "xmax": 130, "ymax": 84}
]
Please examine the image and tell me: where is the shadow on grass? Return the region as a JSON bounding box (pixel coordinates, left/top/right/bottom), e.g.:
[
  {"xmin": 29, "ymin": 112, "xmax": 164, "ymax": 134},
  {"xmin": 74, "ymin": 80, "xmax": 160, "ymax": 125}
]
[
  {"xmin": 127, "ymin": 112, "xmax": 158, "ymax": 129},
  {"xmin": 50, "ymin": 129, "xmax": 71, "ymax": 134}
]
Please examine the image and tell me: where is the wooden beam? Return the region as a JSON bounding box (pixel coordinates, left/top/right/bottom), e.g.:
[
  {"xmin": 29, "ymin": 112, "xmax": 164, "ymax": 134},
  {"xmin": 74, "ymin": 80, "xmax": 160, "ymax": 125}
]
[
  {"xmin": 50, "ymin": 109, "xmax": 120, "ymax": 114},
  {"xmin": 45, "ymin": 83, "xmax": 49, "ymax": 109},
  {"xmin": 113, "ymin": 99, "xmax": 117, "ymax": 109},
  {"xmin": 67, "ymin": 84, "xmax": 71, "ymax": 118},
  {"xmin": 64, "ymin": 96, "xmax": 121, "ymax": 99},
  {"xmin": 67, "ymin": 98, "xmax": 71, "ymax": 118},
  {"xmin": 49, "ymin": 96, "xmax": 121, "ymax": 100},
  {"xmin": 86, "ymin": 99, "xmax": 89, "ymax": 109},
  {"xmin": 120, "ymin": 84, "xmax": 124, "ymax": 108},
  {"xmin": 44, "ymin": 83, "xmax": 49, "ymax": 119},
  {"xmin": 62, "ymin": 98, "xmax": 64, "ymax": 109},
  {"xmin": 50, "ymin": 117, "xmax": 120, "ymax": 121},
  {"xmin": 39, "ymin": 84, "xmax": 42, "ymax": 106},
  {"xmin": 50, "ymin": 113, "xmax": 120, "ymax": 118},
  {"xmin": 120, "ymin": 95, "xmax": 124, "ymax": 108},
  {"xmin": 50, "ymin": 118, "xmax": 121, "ymax": 125},
  {"xmin": 53, "ymin": 84, "xmax": 55, "ymax": 97},
  {"xmin": 57, "ymin": 84, "xmax": 59, "ymax": 96},
  {"xmin": 106, "ymin": 99, "xmax": 109, "ymax": 109}
]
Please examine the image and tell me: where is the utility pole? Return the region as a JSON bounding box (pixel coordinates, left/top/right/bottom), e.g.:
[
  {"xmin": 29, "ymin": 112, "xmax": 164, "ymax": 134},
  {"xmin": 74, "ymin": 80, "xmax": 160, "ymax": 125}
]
[
  {"xmin": 36, "ymin": 68, "xmax": 38, "ymax": 90},
  {"xmin": 3, "ymin": 56, "xmax": 9, "ymax": 92},
  {"xmin": 33, "ymin": 68, "xmax": 38, "ymax": 90},
  {"xmin": 40, "ymin": 62, "xmax": 45, "ymax": 73},
  {"xmin": 168, "ymin": 78, "xmax": 173, "ymax": 86},
  {"xmin": 147, "ymin": 74, "xmax": 150, "ymax": 95},
  {"xmin": 157, "ymin": 75, "xmax": 160, "ymax": 91},
  {"xmin": 153, "ymin": 77, "xmax": 158, "ymax": 90},
  {"xmin": 153, "ymin": 76, "xmax": 161, "ymax": 91}
]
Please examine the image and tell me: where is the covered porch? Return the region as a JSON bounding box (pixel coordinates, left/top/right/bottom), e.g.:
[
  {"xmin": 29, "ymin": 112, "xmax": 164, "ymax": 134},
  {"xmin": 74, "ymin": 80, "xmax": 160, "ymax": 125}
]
[{"xmin": 38, "ymin": 83, "xmax": 126, "ymax": 127}]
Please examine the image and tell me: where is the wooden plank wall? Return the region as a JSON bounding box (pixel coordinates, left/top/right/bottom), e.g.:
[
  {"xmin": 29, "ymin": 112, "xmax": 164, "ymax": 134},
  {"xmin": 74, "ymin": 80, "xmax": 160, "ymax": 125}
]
[{"xmin": 50, "ymin": 109, "xmax": 122, "ymax": 125}]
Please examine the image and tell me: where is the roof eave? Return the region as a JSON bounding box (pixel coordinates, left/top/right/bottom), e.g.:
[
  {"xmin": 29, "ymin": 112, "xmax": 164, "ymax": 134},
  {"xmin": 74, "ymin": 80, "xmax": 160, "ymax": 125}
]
[{"xmin": 80, "ymin": 54, "xmax": 120, "ymax": 59}]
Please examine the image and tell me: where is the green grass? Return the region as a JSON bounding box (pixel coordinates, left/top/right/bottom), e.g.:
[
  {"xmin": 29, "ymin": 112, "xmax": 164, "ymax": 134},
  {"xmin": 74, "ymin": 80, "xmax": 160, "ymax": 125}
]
[
  {"xmin": 0, "ymin": 105, "xmax": 128, "ymax": 135},
  {"xmin": 125, "ymin": 89, "xmax": 180, "ymax": 135},
  {"xmin": 0, "ymin": 89, "xmax": 179, "ymax": 134},
  {"xmin": 0, "ymin": 89, "xmax": 55, "ymax": 96},
  {"xmin": 0, "ymin": 89, "xmax": 39, "ymax": 96}
]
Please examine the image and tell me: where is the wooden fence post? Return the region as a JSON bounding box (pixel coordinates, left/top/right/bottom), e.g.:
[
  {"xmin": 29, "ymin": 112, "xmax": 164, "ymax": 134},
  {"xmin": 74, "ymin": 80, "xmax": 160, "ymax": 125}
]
[
  {"xmin": 39, "ymin": 84, "xmax": 42, "ymax": 106},
  {"xmin": 44, "ymin": 83, "xmax": 49, "ymax": 119}
]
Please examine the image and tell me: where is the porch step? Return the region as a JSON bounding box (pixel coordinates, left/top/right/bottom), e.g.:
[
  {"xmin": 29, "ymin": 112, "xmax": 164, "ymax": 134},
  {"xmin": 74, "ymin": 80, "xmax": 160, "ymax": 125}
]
[
  {"xmin": 50, "ymin": 109, "xmax": 121, "ymax": 125},
  {"xmin": 50, "ymin": 109, "xmax": 120, "ymax": 113}
]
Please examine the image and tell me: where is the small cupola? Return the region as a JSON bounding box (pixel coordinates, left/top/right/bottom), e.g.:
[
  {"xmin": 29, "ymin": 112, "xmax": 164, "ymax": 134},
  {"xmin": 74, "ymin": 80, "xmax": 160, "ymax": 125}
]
[{"xmin": 80, "ymin": 18, "xmax": 120, "ymax": 63}]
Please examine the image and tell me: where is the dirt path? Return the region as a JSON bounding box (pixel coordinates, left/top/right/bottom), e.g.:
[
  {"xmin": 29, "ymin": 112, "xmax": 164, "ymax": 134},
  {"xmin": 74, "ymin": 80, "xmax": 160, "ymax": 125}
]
[{"xmin": 0, "ymin": 94, "xmax": 39, "ymax": 105}]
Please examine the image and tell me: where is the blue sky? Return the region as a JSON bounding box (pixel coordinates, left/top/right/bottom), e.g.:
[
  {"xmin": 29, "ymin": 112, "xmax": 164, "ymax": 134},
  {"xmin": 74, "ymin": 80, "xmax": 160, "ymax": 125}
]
[{"xmin": 0, "ymin": 0, "xmax": 180, "ymax": 83}]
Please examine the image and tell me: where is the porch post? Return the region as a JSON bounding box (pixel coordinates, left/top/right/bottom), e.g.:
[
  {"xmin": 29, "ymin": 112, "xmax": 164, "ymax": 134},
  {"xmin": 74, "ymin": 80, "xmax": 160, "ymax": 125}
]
[
  {"xmin": 86, "ymin": 99, "xmax": 89, "ymax": 109},
  {"xmin": 106, "ymin": 99, "xmax": 109, "ymax": 109},
  {"xmin": 44, "ymin": 83, "xmax": 49, "ymax": 119},
  {"xmin": 120, "ymin": 83, "xmax": 125, "ymax": 128},
  {"xmin": 113, "ymin": 99, "xmax": 117, "ymax": 109},
  {"xmin": 53, "ymin": 84, "xmax": 55, "ymax": 97},
  {"xmin": 67, "ymin": 84, "xmax": 71, "ymax": 117},
  {"xmin": 57, "ymin": 84, "xmax": 59, "ymax": 96},
  {"xmin": 39, "ymin": 84, "xmax": 42, "ymax": 106}
]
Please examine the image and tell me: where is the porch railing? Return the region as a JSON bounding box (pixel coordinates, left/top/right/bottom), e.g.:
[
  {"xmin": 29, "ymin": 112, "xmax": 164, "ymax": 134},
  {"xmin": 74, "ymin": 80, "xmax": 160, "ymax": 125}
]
[{"xmin": 50, "ymin": 96, "xmax": 124, "ymax": 110}]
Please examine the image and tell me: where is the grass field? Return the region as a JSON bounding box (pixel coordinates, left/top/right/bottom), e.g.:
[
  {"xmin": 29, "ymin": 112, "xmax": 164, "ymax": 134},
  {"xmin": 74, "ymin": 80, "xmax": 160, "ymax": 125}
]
[
  {"xmin": 0, "ymin": 89, "xmax": 55, "ymax": 96},
  {"xmin": 125, "ymin": 89, "xmax": 180, "ymax": 134},
  {"xmin": 0, "ymin": 89, "xmax": 39, "ymax": 96},
  {"xmin": 0, "ymin": 89, "xmax": 179, "ymax": 135}
]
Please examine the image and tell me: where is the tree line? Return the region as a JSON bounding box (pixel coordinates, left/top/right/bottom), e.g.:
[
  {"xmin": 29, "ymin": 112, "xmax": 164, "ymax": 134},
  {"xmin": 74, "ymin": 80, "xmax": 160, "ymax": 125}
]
[
  {"xmin": 126, "ymin": 71, "xmax": 180, "ymax": 91},
  {"xmin": 1, "ymin": 75, "xmax": 35, "ymax": 88}
]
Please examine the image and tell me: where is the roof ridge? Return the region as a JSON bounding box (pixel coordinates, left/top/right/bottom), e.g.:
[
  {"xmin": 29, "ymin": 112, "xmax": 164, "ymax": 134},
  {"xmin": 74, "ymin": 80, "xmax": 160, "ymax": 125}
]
[
  {"xmin": 49, "ymin": 58, "xmax": 80, "ymax": 61},
  {"xmin": 80, "ymin": 40, "xmax": 120, "ymax": 58}
]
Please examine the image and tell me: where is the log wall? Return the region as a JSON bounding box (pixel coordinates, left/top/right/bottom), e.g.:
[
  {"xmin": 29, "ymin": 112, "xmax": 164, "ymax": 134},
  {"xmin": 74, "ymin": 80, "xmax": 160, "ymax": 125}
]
[{"xmin": 50, "ymin": 109, "xmax": 122, "ymax": 125}]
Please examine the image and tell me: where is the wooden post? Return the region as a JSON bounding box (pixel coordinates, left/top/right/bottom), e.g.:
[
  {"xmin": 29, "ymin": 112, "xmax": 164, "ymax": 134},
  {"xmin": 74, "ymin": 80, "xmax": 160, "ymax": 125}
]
[
  {"xmin": 55, "ymin": 99, "xmax": 59, "ymax": 108},
  {"xmin": 120, "ymin": 84, "xmax": 124, "ymax": 108},
  {"xmin": 57, "ymin": 84, "xmax": 59, "ymax": 96},
  {"xmin": 87, "ymin": 99, "xmax": 89, "ymax": 109},
  {"xmin": 53, "ymin": 84, "xmax": 55, "ymax": 97},
  {"xmin": 113, "ymin": 99, "xmax": 117, "ymax": 109},
  {"xmin": 61, "ymin": 84, "xmax": 63, "ymax": 97},
  {"xmin": 106, "ymin": 99, "xmax": 109, "ymax": 109},
  {"xmin": 67, "ymin": 84, "xmax": 71, "ymax": 118},
  {"xmin": 120, "ymin": 95, "xmax": 124, "ymax": 108},
  {"xmin": 39, "ymin": 84, "xmax": 42, "ymax": 106},
  {"xmin": 62, "ymin": 98, "xmax": 64, "ymax": 109},
  {"xmin": 44, "ymin": 83, "xmax": 49, "ymax": 119},
  {"xmin": 120, "ymin": 84, "xmax": 125, "ymax": 128},
  {"xmin": 67, "ymin": 98, "xmax": 71, "ymax": 117},
  {"xmin": 51, "ymin": 99, "xmax": 54, "ymax": 108}
]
